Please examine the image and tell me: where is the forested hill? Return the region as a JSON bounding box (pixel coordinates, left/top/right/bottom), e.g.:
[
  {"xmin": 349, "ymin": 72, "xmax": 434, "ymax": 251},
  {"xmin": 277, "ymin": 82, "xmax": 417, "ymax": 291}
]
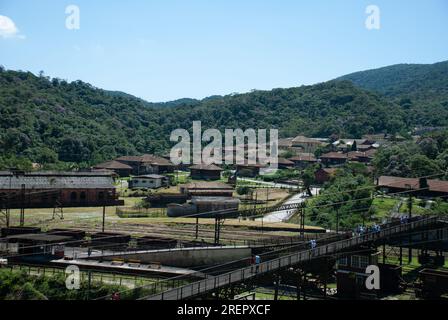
[
  {"xmin": 0, "ymin": 64, "xmax": 442, "ymax": 169},
  {"xmin": 337, "ymin": 61, "xmax": 448, "ymax": 128},
  {"xmin": 337, "ymin": 60, "xmax": 448, "ymax": 98}
]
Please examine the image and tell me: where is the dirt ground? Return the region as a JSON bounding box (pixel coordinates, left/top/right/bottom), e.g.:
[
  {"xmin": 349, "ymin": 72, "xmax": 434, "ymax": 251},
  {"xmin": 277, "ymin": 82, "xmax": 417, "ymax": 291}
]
[{"xmin": 4, "ymin": 188, "xmax": 322, "ymax": 244}]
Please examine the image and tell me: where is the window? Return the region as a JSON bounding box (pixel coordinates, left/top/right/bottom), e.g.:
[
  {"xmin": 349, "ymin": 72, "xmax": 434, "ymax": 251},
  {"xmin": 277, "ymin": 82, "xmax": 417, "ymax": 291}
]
[
  {"xmin": 351, "ymin": 255, "xmax": 370, "ymax": 269},
  {"xmin": 80, "ymin": 191, "xmax": 87, "ymax": 201},
  {"xmin": 98, "ymin": 191, "xmax": 105, "ymax": 200},
  {"xmin": 70, "ymin": 192, "xmax": 77, "ymax": 201},
  {"xmin": 338, "ymin": 257, "xmax": 348, "ymax": 266}
]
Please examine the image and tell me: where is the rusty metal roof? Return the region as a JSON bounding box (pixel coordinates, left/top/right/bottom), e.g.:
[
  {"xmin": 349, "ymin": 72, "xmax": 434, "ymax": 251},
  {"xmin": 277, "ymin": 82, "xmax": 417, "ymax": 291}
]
[{"xmin": 0, "ymin": 171, "xmax": 116, "ymax": 189}]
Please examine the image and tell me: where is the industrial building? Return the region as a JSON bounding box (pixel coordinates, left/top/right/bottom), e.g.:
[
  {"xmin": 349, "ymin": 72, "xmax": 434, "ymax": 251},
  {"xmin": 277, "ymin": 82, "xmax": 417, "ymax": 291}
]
[
  {"xmin": 179, "ymin": 182, "xmax": 234, "ymax": 198},
  {"xmin": 288, "ymin": 153, "xmax": 318, "ymax": 169},
  {"xmin": 128, "ymin": 174, "xmax": 169, "ymax": 189},
  {"xmin": 1, "ymin": 233, "xmax": 72, "ymax": 257},
  {"xmin": 319, "ymin": 152, "xmax": 348, "ymax": 167},
  {"xmin": 115, "ymin": 154, "xmax": 175, "ymax": 175},
  {"xmin": 167, "ymin": 197, "xmax": 240, "ymax": 217},
  {"xmin": 92, "ymin": 160, "xmax": 133, "ymax": 177},
  {"xmin": 189, "ymin": 164, "xmax": 223, "ymax": 180},
  {"xmin": 0, "ymin": 171, "xmax": 123, "ymax": 208},
  {"xmin": 377, "ymin": 176, "xmax": 448, "ymax": 198},
  {"xmin": 235, "ymin": 163, "xmax": 264, "ymax": 178}
]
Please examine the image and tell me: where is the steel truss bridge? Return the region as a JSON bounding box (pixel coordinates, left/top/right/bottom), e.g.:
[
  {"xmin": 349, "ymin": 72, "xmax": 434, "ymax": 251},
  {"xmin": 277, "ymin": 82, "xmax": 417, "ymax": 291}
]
[{"xmin": 143, "ymin": 216, "xmax": 448, "ymax": 300}]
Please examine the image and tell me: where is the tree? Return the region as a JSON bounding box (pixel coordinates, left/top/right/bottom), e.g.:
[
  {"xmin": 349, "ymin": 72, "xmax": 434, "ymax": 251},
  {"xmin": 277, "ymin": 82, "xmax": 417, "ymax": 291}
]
[
  {"xmin": 301, "ymin": 165, "xmax": 318, "ymax": 196},
  {"xmin": 409, "ymin": 154, "xmax": 441, "ymax": 177},
  {"xmin": 236, "ymin": 186, "xmax": 250, "ymax": 195},
  {"xmin": 306, "ymin": 172, "xmax": 374, "ymax": 230},
  {"xmin": 418, "ymin": 138, "xmax": 439, "ymax": 159}
]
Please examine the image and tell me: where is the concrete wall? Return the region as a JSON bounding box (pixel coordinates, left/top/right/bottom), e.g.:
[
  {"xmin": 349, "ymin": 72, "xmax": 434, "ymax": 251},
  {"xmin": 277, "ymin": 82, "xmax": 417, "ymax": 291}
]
[{"xmin": 96, "ymin": 246, "xmax": 252, "ymax": 268}]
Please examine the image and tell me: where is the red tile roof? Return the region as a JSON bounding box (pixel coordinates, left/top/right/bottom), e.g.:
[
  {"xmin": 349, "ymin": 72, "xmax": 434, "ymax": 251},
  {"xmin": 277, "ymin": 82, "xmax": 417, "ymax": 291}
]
[
  {"xmin": 277, "ymin": 157, "xmax": 295, "ymax": 165},
  {"xmin": 289, "ymin": 153, "xmax": 317, "ymax": 162},
  {"xmin": 320, "ymin": 152, "xmax": 348, "ymax": 159},
  {"xmin": 116, "ymin": 155, "xmax": 174, "ymax": 166},
  {"xmin": 93, "ymin": 160, "xmax": 133, "ymax": 170},
  {"xmin": 189, "ymin": 164, "xmax": 223, "ymax": 171},
  {"xmin": 377, "ymin": 176, "xmax": 448, "ymax": 193}
]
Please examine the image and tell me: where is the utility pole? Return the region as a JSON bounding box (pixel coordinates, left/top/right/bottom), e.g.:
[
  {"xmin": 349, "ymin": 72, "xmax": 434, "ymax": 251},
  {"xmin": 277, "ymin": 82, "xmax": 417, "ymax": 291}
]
[
  {"xmin": 336, "ymin": 207, "xmax": 340, "ymax": 234},
  {"xmin": 87, "ymin": 271, "xmax": 92, "ymax": 300},
  {"xmin": 253, "ymin": 189, "xmax": 258, "ymax": 215},
  {"xmin": 261, "ymin": 215, "xmax": 264, "ymax": 234},
  {"xmin": 266, "ymin": 187, "xmax": 269, "ymax": 207},
  {"xmin": 214, "ymin": 215, "xmax": 222, "ymax": 246},
  {"xmin": 299, "ymin": 204, "xmax": 305, "ymax": 239},
  {"xmin": 102, "ymin": 206, "xmax": 106, "ymax": 232},
  {"xmin": 274, "ymin": 273, "xmax": 280, "ymax": 300},
  {"xmin": 19, "ymin": 184, "xmax": 25, "ymax": 227},
  {"xmin": 195, "ymin": 217, "xmax": 199, "ymax": 240},
  {"xmin": 406, "ymin": 184, "xmax": 413, "ymax": 264},
  {"xmin": 6, "ymin": 171, "xmax": 12, "ymax": 227}
]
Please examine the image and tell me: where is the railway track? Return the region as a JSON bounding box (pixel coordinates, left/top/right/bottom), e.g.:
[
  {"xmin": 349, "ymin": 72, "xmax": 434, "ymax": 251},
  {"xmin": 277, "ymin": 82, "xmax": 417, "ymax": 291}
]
[{"xmin": 29, "ymin": 218, "xmax": 295, "ymax": 244}]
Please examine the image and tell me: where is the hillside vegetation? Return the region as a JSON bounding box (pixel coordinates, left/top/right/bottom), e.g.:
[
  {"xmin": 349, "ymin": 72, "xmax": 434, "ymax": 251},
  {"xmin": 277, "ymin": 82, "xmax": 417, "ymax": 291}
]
[
  {"xmin": 0, "ymin": 68, "xmax": 405, "ymax": 169},
  {"xmin": 1, "ymin": 60, "xmax": 447, "ymax": 169},
  {"xmin": 338, "ymin": 60, "xmax": 448, "ymax": 128}
]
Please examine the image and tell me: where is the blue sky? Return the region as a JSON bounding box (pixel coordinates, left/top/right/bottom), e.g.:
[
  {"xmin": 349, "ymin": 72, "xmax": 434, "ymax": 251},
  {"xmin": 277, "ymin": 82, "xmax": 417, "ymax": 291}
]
[{"xmin": 0, "ymin": 0, "xmax": 447, "ymax": 102}]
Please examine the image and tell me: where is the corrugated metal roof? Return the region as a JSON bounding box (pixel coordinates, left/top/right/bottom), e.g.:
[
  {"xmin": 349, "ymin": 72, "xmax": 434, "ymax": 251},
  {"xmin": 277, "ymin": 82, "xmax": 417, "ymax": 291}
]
[
  {"xmin": 181, "ymin": 182, "xmax": 233, "ymax": 190},
  {"xmin": 133, "ymin": 174, "xmax": 167, "ymax": 179},
  {"xmin": 0, "ymin": 172, "xmax": 115, "ymax": 189}
]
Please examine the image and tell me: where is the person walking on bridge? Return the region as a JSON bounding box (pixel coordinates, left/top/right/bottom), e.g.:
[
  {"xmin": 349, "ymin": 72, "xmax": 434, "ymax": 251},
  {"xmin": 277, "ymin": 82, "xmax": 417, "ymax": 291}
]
[{"xmin": 255, "ymin": 255, "xmax": 261, "ymax": 273}]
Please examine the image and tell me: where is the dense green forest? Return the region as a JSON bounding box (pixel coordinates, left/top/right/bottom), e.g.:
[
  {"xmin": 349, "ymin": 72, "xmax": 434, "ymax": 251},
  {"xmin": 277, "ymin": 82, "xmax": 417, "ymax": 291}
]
[
  {"xmin": 0, "ymin": 60, "xmax": 447, "ymax": 169},
  {"xmin": 373, "ymin": 130, "xmax": 448, "ymax": 179},
  {"xmin": 338, "ymin": 60, "xmax": 448, "ymax": 128}
]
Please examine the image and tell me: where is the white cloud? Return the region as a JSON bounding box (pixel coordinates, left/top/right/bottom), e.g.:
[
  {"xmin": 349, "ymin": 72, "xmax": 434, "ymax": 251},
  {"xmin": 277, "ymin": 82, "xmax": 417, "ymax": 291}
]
[{"xmin": 0, "ymin": 15, "xmax": 25, "ymax": 39}]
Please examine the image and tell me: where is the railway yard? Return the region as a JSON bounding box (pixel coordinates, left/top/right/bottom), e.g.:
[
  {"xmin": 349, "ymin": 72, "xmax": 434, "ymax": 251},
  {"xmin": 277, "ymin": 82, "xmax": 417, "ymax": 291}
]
[{"xmin": 1, "ymin": 178, "xmax": 448, "ymax": 301}]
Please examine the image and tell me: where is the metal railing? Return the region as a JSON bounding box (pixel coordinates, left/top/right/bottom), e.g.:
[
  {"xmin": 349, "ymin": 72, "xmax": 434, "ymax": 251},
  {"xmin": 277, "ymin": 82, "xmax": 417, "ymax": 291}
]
[
  {"xmin": 84, "ymin": 230, "xmax": 344, "ymax": 263},
  {"xmin": 143, "ymin": 216, "xmax": 439, "ymax": 300}
]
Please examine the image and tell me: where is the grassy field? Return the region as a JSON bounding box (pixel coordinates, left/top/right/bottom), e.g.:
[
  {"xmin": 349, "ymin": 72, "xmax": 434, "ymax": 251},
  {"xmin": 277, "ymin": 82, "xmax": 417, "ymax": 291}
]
[
  {"xmin": 371, "ymin": 197, "xmax": 399, "ymax": 218},
  {"xmin": 371, "ymin": 197, "xmax": 431, "ymax": 219}
]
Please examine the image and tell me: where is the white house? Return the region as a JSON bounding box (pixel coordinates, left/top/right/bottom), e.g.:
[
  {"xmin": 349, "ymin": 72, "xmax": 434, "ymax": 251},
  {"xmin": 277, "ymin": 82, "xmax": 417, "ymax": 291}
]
[{"xmin": 129, "ymin": 174, "xmax": 168, "ymax": 189}]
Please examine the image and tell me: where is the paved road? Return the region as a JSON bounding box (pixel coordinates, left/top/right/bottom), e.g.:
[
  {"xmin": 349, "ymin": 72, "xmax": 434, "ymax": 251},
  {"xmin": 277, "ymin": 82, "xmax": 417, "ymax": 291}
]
[{"xmin": 258, "ymin": 188, "xmax": 320, "ymax": 223}]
